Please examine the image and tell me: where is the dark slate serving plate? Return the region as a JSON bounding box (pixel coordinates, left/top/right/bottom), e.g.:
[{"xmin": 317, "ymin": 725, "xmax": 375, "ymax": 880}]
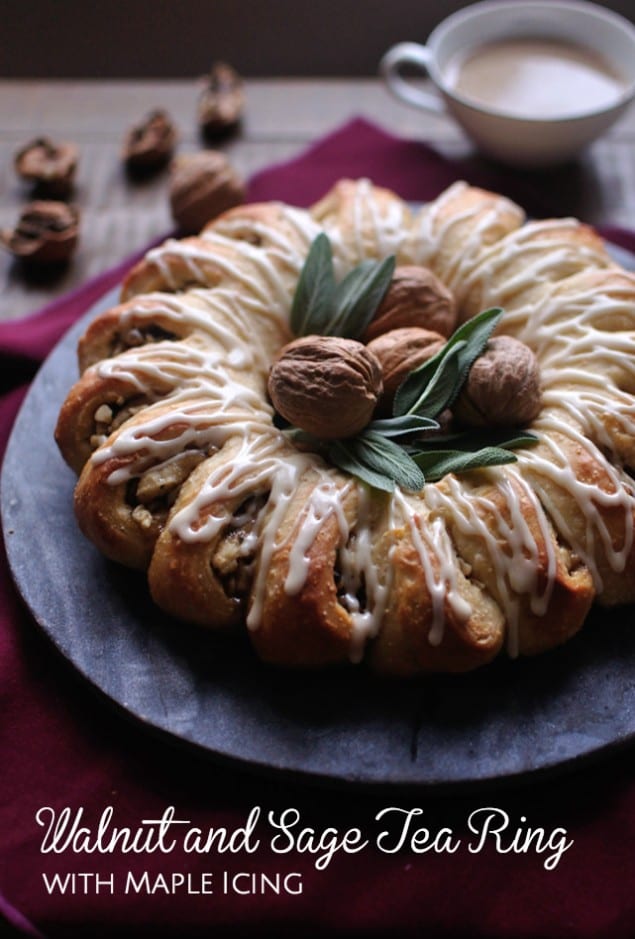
[{"xmin": 3, "ymin": 245, "xmax": 635, "ymax": 789}]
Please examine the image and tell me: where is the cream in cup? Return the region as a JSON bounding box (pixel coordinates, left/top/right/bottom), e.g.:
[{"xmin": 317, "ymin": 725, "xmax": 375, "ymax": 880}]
[{"xmin": 380, "ymin": 0, "xmax": 635, "ymax": 167}]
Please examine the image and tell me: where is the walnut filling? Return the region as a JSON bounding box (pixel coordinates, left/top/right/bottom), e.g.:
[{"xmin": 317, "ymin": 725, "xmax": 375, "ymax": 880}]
[
  {"xmin": 90, "ymin": 396, "xmax": 147, "ymax": 449},
  {"xmin": 229, "ymin": 228, "xmax": 262, "ymax": 246},
  {"xmin": 335, "ymin": 538, "xmax": 368, "ymax": 616},
  {"xmin": 126, "ymin": 450, "xmax": 206, "ymax": 530},
  {"xmin": 211, "ymin": 494, "xmax": 268, "ymax": 601},
  {"xmin": 111, "ymin": 323, "xmax": 178, "ymax": 357},
  {"xmin": 176, "ymin": 277, "xmax": 212, "ymax": 293}
]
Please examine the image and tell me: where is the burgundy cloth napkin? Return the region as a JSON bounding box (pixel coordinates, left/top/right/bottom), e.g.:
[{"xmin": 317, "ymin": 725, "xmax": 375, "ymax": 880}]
[{"xmin": 2, "ymin": 117, "xmax": 635, "ymax": 939}]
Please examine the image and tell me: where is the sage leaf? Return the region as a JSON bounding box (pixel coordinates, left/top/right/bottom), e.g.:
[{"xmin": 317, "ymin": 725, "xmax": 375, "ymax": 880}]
[
  {"xmin": 426, "ymin": 428, "xmax": 539, "ymax": 452},
  {"xmin": 450, "ymin": 306, "xmax": 505, "ymax": 403},
  {"xmin": 290, "ymin": 233, "xmax": 336, "ymax": 336},
  {"xmin": 412, "ymin": 446, "xmax": 518, "ymax": 482},
  {"xmin": 367, "ymin": 414, "xmax": 440, "ymax": 439},
  {"xmin": 327, "ymin": 440, "xmax": 396, "ymax": 492},
  {"xmin": 348, "ymin": 430, "xmax": 426, "ymax": 491},
  {"xmin": 396, "ymin": 340, "xmax": 465, "ymax": 419},
  {"xmin": 393, "ymin": 307, "xmax": 504, "ymax": 417},
  {"xmin": 325, "ymin": 255, "xmax": 395, "ymax": 338},
  {"xmin": 284, "ymin": 427, "xmax": 321, "ymax": 448}
]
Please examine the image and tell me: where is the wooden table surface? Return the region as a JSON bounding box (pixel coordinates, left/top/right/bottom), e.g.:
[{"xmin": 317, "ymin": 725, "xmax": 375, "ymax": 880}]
[{"xmin": 1, "ymin": 78, "xmax": 635, "ymax": 321}]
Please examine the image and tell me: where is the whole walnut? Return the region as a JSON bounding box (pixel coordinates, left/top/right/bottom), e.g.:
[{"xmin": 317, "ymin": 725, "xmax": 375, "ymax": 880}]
[
  {"xmin": 268, "ymin": 335, "xmax": 383, "ymax": 439},
  {"xmin": 364, "ymin": 265, "xmax": 457, "ymax": 341},
  {"xmin": 454, "ymin": 335, "xmax": 542, "ymax": 428},
  {"xmin": 367, "ymin": 327, "xmax": 445, "ymax": 415},
  {"xmin": 169, "ymin": 151, "xmax": 245, "ymax": 234}
]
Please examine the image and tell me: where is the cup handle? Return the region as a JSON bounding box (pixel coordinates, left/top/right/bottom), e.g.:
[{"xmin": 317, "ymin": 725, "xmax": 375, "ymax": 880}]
[{"xmin": 380, "ymin": 42, "xmax": 445, "ymax": 115}]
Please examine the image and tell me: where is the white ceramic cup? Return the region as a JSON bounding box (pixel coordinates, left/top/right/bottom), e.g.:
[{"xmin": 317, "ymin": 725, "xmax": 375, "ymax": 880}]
[{"xmin": 380, "ymin": 0, "xmax": 635, "ymax": 167}]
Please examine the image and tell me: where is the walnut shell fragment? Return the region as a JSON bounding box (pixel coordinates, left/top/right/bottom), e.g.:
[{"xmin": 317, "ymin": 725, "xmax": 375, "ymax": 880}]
[
  {"xmin": 14, "ymin": 137, "xmax": 78, "ymax": 197},
  {"xmin": 198, "ymin": 62, "xmax": 244, "ymax": 140},
  {"xmin": 0, "ymin": 201, "xmax": 79, "ymax": 266},
  {"xmin": 122, "ymin": 110, "xmax": 177, "ymax": 173},
  {"xmin": 268, "ymin": 336, "xmax": 383, "ymax": 439},
  {"xmin": 169, "ymin": 151, "xmax": 246, "ymax": 234}
]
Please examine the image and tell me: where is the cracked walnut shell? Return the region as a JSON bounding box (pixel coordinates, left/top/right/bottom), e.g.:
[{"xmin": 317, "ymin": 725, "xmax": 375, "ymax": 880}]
[
  {"xmin": 0, "ymin": 201, "xmax": 79, "ymax": 265},
  {"xmin": 198, "ymin": 62, "xmax": 244, "ymax": 139},
  {"xmin": 123, "ymin": 110, "xmax": 177, "ymax": 171},
  {"xmin": 14, "ymin": 137, "xmax": 78, "ymax": 197},
  {"xmin": 268, "ymin": 336, "xmax": 383, "ymax": 439}
]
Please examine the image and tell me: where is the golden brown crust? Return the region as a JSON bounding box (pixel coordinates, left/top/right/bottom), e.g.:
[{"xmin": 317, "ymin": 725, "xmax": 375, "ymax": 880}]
[
  {"xmin": 77, "ymin": 298, "xmax": 194, "ymax": 372},
  {"xmin": 121, "ymin": 237, "xmax": 250, "ymax": 300},
  {"xmin": 55, "ymin": 354, "xmax": 183, "ymax": 475},
  {"xmin": 431, "ymin": 469, "xmax": 595, "ymax": 657},
  {"xmin": 311, "ymin": 178, "xmax": 413, "ymax": 266},
  {"xmin": 406, "ymin": 182, "xmax": 526, "ymax": 290},
  {"xmin": 518, "ymin": 418, "xmax": 635, "ymax": 607},
  {"xmin": 74, "ymin": 454, "xmax": 160, "ymax": 570},
  {"xmin": 459, "ymin": 220, "xmax": 613, "ymax": 319},
  {"xmin": 249, "ymin": 474, "xmax": 358, "ymax": 666},
  {"xmin": 369, "ymin": 502, "xmax": 505, "ymax": 675},
  {"xmin": 54, "ymin": 179, "xmax": 635, "ymax": 675},
  {"xmin": 204, "ymin": 202, "xmax": 318, "ymax": 264},
  {"xmin": 148, "ymin": 441, "xmax": 259, "ymax": 629}
]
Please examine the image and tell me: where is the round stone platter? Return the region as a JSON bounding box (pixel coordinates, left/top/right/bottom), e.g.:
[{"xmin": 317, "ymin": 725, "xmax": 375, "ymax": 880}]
[{"xmin": 3, "ymin": 244, "xmax": 635, "ymax": 789}]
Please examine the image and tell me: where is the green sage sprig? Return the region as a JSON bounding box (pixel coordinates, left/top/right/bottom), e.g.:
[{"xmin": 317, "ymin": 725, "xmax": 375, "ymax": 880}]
[
  {"xmin": 290, "ymin": 233, "xmax": 395, "ymax": 340},
  {"xmin": 283, "ymin": 236, "xmax": 538, "ymax": 492},
  {"xmin": 393, "ymin": 305, "xmax": 502, "ymax": 418}
]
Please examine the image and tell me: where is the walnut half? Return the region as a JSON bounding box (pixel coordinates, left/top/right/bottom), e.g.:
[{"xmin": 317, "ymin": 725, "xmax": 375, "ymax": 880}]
[
  {"xmin": 14, "ymin": 137, "xmax": 78, "ymax": 197},
  {"xmin": 198, "ymin": 62, "xmax": 244, "ymax": 140},
  {"xmin": 0, "ymin": 201, "xmax": 79, "ymax": 265}
]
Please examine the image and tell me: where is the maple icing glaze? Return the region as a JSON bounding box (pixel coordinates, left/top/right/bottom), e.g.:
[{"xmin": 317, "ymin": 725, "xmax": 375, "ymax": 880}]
[{"xmin": 88, "ymin": 181, "xmax": 635, "ymax": 662}]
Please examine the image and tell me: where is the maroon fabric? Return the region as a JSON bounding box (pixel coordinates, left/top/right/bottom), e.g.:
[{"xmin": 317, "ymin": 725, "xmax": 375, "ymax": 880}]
[{"xmin": 2, "ymin": 117, "xmax": 635, "ymax": 939}]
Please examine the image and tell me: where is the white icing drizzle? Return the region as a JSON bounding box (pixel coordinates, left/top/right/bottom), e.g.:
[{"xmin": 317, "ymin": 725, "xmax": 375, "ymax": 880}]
[
  {"xmin": 116, "ymin": 293, "xmax": 254, "ymax": 369},
  {"xmin": 170, "ymin": 434, "xmax": 307, "ymax": 543},
  {"xmin": 404, "ymin": 181, "xmax": 525, "ymax": 290},
  {"xmin": 92, "ymin": 356, "xmax": 273, "ymax": 485},
  {"xmin": 543, "ymin": 382, "xmax": 635, "ymax": 462},
  {"xmin": 319, "ymin": 178, "xmax": 411, "ymax": 267},
  {"xmin": 284, "ymin": 479, "xmax": 352, "ymax": 594},
  {"xmin": 516, "ymin": 411, "xmax": 634, "ymax": 590},
  {"xmin": 81, "ymin": 179, "xmax": 635, "ymax": 665},
  {"xmin": 211, "ymin": 203, "xmax": 323, "ymax": 273},
  {"xmin": 425, "ymin": 468, "xmax": 557, "ymax": 657},
  {"xmin": 143, "ymin": 236, "xmax": 289, "ymax": 314},
  {"xmin": 392, "ymin": 489, "xmax": 471, "ymax": 647},
  {"xmin": 328, "ymin": 483, "xmax": 390, "ymax": 662},
  {"xmin": 457, "ymin": 218, "xmax": 612, "ymax": 315}
]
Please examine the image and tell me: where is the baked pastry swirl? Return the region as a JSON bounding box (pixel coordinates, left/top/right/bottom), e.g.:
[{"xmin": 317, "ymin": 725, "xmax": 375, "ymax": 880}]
[{"xmin": 55, "ymin": 179, "xmax": 635, "ymax": 675}]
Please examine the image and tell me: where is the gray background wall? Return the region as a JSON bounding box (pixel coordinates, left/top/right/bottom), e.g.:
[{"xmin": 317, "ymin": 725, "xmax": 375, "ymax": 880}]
[{"xmin": 3, "ymin": 0, "xmax": 635, "ymax": 78}]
